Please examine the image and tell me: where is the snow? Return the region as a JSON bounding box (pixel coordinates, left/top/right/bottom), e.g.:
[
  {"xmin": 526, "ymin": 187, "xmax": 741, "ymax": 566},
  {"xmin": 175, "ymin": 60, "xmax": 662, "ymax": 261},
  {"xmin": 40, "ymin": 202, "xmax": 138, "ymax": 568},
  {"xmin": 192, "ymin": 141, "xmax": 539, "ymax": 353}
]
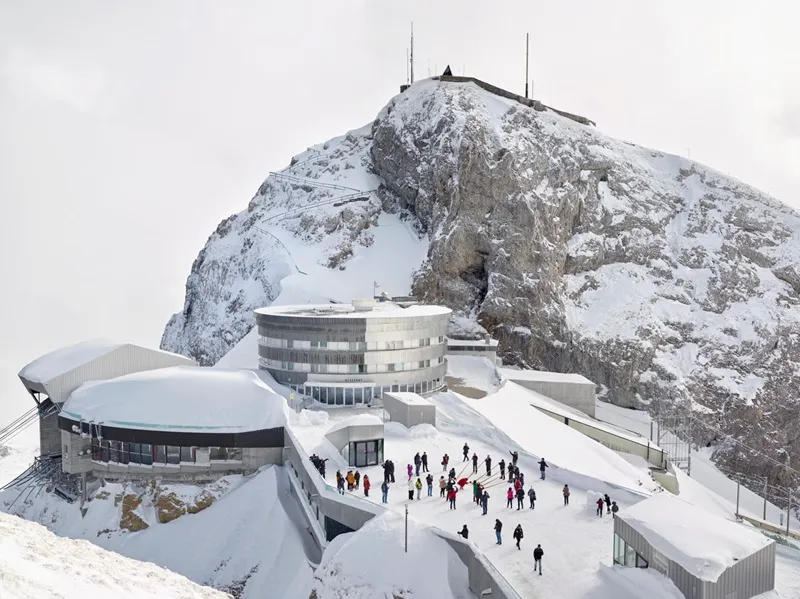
[
  {"xmin": 447, "ymin": 337, "xmax": 499, "ymax": 347},
  {"xmin": 445, "ymin": 355, "xmax": 502, "ymax": 395},
  {"xmin": 618, "ymin": 493, "xmax": 773, "ymax": 582},
  {"xmin": 499, "ymin": 367, "xmax": 595, "ymax": 386},
  {"xmin": 61, "ymin": 366, "xmax": 287, "ymax": 433},
  {"xmin": 18, "ymin": 338, "xmax": 121, "ymax": 384},
  {"xmin": 213, "ymin": 328, "xmax": 258, "ymax": 369},
  {"xmin": 326, "ymin": 413, "xmax": 383, "ymax": 434},
  {"xmin": 460, "ymin": 381, "xmax": 659, "ymax": 493},
  {"xmin": 255, "ymin": 301, "xmax": 451, "ymax": 319},
  {"xmin": 312, "ymin": 510, "xmax": 471, "ymax": 599},
  {"xmin": 384, "ymin": 391, "xmax": 433, "ymax": 406},
  {"xmin": 0, "ymin": 511, "xmax": 229, "ymax": 599}
]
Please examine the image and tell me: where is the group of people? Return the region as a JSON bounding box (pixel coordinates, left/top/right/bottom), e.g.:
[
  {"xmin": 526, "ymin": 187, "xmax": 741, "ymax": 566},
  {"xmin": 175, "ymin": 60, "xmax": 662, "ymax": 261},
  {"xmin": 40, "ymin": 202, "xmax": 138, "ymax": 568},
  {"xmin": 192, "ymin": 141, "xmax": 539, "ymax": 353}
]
[
  {"xmin": 335, "ymin": 468, "xmax": 372, "ymax": 497},
  {"xmin": 313, "ymin": 442, "xmax": 620, "ymax": 579},
  {"xmin": 595, "ymin": 493, "xmax": 619, "ymax": 517},
  {"xmin": 309, "ymin": 453, "xmax": 328, "ymax": 478}
]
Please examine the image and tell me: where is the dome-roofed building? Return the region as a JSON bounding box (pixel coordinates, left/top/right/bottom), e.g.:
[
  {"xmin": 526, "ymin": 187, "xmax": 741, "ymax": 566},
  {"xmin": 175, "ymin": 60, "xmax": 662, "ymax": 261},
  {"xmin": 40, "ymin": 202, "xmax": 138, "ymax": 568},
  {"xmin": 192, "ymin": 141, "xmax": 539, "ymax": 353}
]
[{"xmin": 58, "ymin": 366, "xmax": 288, "ymax": 479}]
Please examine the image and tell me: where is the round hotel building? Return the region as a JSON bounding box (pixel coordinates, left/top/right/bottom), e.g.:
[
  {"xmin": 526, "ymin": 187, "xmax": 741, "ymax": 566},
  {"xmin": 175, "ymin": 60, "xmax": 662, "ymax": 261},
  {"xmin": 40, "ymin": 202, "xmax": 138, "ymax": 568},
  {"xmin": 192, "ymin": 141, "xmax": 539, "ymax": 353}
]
[{"xmin": 255, "ymin": 300, "xmax": 451, "ymax": 405}]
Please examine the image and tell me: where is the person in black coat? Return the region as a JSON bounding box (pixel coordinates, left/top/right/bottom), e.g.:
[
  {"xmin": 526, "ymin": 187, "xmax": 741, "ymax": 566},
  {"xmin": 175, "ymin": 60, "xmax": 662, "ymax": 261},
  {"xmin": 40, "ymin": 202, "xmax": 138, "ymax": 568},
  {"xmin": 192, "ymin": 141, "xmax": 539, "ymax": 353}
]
[
  {"xmin": 463, "ymin": 443, "xmax": 470, "ymax": 462},
  {"xmin": 472, "ymin": 453, "xmax": 479, "ymax": 474},
  {"xmin": 457, "ymin": 524, "xmax": 469, "ymax": 540},
  {"xmin": 604, "ymin": 493, "xmax": 612, "ymax": 514},
  {"xmin": 513, "ymin": 524, "xmax": 524, "ymax": 550},
  {"xmin": 516, "ymin": 486, "xmax": 525, "ymax": 510},
  {"xmin": 421, "ymin": 452, "xmax": 429, "ymax": 473},
  {"xmin": 499, "ymin": 459, "xmax": 506, "ymax": 480},
  {"xmin": 494, "ymin": 519, "xmax": 503, "ymax": 545},
  {"xmin": 533, "ymin": 544, "xmax": 544, "ymax": 575},
  {"xmin": 539, "ymin": 458, "xmax": 548, "ymax": 480},
  {"xmin": 509, "ymin": 450, "xmax": 519, "ymax": 466},
  {"xmin": 485, "ymin": 455, "xmax": 492, "ymax": 476}
]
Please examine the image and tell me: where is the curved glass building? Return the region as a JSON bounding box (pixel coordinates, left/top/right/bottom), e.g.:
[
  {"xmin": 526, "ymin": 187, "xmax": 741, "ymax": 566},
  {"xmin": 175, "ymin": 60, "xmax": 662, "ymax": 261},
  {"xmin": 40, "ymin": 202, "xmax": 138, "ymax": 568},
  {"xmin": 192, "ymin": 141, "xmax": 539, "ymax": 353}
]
[{"xmin": 255, "ymin": 300, "xmax": 451, "ymax": 405}]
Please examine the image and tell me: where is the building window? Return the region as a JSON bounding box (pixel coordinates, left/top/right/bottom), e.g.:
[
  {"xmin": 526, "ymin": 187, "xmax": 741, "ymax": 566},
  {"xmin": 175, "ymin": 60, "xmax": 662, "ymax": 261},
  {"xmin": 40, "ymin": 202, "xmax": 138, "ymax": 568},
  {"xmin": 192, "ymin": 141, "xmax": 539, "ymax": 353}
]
[
  {"xmin": 613, "ymin": 534, "xmax": 648, "ymax": 569},
  {"xmin": 348, "ymin": 439, "xmax": 384, "ymax": 468}
]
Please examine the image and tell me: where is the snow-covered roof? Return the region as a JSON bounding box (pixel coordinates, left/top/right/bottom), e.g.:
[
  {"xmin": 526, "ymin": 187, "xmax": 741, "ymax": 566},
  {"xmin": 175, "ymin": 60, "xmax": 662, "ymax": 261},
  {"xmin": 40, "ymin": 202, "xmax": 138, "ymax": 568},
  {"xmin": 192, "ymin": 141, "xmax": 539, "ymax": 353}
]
[
  {"xmin": 61, "ymin": 366, "xmax": 287, "ymax": 433},
  {"xmin": 214, "ymin": 327, "xmax": 259, "ymax": 369},
  {"xmin": 326, "ymin": 414, "xmax": 383, "ymax": 434},
  {"xmin": 384, "ymin": 392, "xmax": 434, "ymax": 406},
  {"xmin": 18, "ymin": 339, "xmax": 194, "ymax": 385},
  {"xmin": 19, "ymin": 339, "xmax": 121, "ymax": 384},
  {"xmin": 255, "ymin": 302, "xmax": 451, "ymax": 319},
  {"xmin": 499, "ymin": 367, "xmax": 594, "ymax": 386},
  {"xmin": 617, "ymin": 493, "xmax": 773, "ymax": 582}
]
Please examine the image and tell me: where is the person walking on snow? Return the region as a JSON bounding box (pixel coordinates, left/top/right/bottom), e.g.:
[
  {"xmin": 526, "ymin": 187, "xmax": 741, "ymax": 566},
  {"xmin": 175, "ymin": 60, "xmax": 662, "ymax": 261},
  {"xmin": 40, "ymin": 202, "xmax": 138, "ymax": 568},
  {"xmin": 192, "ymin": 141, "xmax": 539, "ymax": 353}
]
[
  {"xmin": 533, "ymin": 544, "xmax": 544, "ymax": 575},
  {"xmin": 611, "ymin": 501, "xmax": 619, "ymax": 518},
  {"xmin": 414, "ymin": 452, "xmax": 421, "ymax": 476},
  {"xmin": 380, "ymin": 480, "xmax": 389, "ymax": 503},
  {"xmin": 472, "ymin": 453, "xmax": 479, "ymax": 474},
  {"xmin": 513, "ymin": 524, "xmax": 524, "ymax": 550},
  {"xmin": 442, "ymin": 453, "xmax": 449, "ymax": 472},
  {"xmin": 562, "ymin": 484, "xmax": 570, "ymax": 506},
  {"xmin": 336, "ymin": 471, "xmax": 345, "ymax": 495},
  {"xmin": 539, "ymin": 458, "xmax": 549, "ymax": 480},
  {"xmin": 499, "ymin": 459, "xmax": 506, "ymax": 480},
  {"xmin": 485, "ymin": 455, "xmax": 492, "ymax": 476},
  {"xmin": 507, "ymin": 487, "xmax": 514, "ymax": 508},
  {"xmin": 463, "ymin": 443, "xmax": 470, "ymax": 462},
  {"xmin": 422, "ymin": 452, "xmax": 429, "ymax": 473},
  {"xmin": 407, "ymin": 463, "xmax": 413, "ymax": 482},
  {"xmin": 448, "ymin": 486, "xmax": 458, "ymax": 509},
  {"xmin": 457, "ymin": 525, "xmax": 469, "ymax": 540},
  {"xmin": 527, "ymin": 486, "xmax": 536, "ymax": 509},
  {"xmin": 415, "ymin": 477, "xmax": 423, "ymax": 500},
  {"xmin": 408, "ymin": 479, "xmax": 415, "ymax": 500},
  {"xmin": 354, "ymin": 470, "xmax": 360, "ymax": 490},
  {"xmin": 426, "ymin": 473, "xmax": 433, "ymax": 496},
  {"xmin": 495, "ymin": 519, "xmax": 503, "ymax": 544},
  {"xmin": 363, "ymin": 474, "xmax": 370, "ymax": 497},
  {"xmin": 439, "ymin": 476, "xmax": 447, "ymax": 498},
  {"xmin": 509, "ymin": 450, "xmax": 519, "ymax": 467},
  {"xmin": 482, "ymin": 489, "xmax": 490, "ymax": 515},
  {"xmin": 516, "ymin": 486, "xmax": 525, "ymax": 510},
  {"xmin": 604, "ymin": 493, "xmax": 612, "ymax": 514},
  {"xmin": 596, "ymin": 497, "xmax": 605, "ymax": 517}
]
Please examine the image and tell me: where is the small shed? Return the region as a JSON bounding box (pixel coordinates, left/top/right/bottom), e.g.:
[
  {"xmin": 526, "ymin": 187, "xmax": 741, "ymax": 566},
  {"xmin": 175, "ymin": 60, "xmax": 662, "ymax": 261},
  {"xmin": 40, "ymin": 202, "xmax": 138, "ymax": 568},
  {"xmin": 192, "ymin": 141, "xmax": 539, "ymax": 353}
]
[
  {"xmin": 382, "ymin": 392, "xmax": 436, "ymax": 428},
  {"xmin": 499, "ymin": 368, "xmax": 596, "ymax": 417},
  {"xmin": 324, "ymin": 415, "xmax": 384, "ymax": 468},
  {"xmin": 614, "ymin": 493, "xmax": 775, "ymax": 599}
]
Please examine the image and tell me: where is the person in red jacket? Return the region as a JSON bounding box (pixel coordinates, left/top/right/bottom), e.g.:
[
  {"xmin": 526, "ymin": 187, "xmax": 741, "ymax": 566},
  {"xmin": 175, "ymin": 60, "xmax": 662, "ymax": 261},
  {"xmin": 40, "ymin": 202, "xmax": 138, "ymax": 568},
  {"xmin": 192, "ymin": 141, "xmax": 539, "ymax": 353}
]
[
  {"xmin": 507, "ymin": 487, "xmax": 514, "ymax": 508},
  {"xmin": 363, "ymin": 475, "xmax": 371, "ymax": 497},
  {"xmin": 448, "ymin": 486, "xmax": 458, "ymax": 509},
  {"xmin": 596, "ymin": 497, "xmax": 605, "ymax": 517}
]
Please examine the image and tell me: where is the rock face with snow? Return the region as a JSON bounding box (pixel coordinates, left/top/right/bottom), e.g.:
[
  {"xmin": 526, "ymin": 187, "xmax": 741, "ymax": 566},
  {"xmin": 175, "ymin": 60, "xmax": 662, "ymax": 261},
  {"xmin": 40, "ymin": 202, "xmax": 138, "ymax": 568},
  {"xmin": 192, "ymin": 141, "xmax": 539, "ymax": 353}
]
[{"xmin": 162, "ymin": 78, "xmax": 800, "ymax": 486}]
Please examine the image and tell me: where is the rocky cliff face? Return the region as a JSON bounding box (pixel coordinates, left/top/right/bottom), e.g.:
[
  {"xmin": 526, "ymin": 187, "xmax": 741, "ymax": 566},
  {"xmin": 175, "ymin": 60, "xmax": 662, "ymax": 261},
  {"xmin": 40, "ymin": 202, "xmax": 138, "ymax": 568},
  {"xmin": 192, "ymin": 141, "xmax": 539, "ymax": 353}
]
[{"xmin": 163, "ymin": 79, "xmax": 800, "ymax": 487}]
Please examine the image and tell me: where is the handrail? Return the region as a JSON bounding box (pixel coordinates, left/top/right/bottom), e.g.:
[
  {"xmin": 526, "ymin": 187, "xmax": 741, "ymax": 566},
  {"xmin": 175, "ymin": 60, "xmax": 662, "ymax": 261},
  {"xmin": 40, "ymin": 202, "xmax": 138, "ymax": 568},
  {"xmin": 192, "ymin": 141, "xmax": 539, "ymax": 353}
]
[
  {"xmin": 261, "ymin": 191, "xmax": 374, "ymax": 224},
  {"xmin": 268, "ymin": 171, "xmax": 361, "ymax": 193}
]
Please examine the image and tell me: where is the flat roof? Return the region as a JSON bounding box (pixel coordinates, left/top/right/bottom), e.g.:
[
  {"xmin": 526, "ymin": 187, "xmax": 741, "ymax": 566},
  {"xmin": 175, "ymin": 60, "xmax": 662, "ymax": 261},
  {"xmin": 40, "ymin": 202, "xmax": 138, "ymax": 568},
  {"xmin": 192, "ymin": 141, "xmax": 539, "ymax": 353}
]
[
  {"xmin": 255, "ymin": 302, "xmax": 451, "ymax": 319},
  {"xmin": 384, "ymin": 392, "xmax": 434, "ymax": 406},
  {"xmin": 61, "ymin": 366, "xmax": 287, "ymax": 433},
  {"xmin": 499, "ymin": 367, "xmax": 594, "ymax": 386},
  {"xmin": 618, "ymin": 493, "xmax": 773, "ymax": 582}
]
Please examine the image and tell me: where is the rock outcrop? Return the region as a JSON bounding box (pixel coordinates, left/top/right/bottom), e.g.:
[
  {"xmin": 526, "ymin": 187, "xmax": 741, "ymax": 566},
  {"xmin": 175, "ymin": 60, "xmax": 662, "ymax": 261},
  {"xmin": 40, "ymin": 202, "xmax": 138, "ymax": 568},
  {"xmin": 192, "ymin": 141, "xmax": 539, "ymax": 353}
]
[{"xmin": 162, "ymin": 79, "xmax": 800, "ymax": 489}]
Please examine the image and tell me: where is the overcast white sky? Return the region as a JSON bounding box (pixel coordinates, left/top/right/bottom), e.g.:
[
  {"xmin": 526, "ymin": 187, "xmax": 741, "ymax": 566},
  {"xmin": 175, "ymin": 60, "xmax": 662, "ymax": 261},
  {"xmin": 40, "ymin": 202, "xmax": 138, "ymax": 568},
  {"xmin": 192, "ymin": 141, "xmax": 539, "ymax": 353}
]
[{"xmin": 1, "ymin": 1, "xmax": 798, "ymax": 426}]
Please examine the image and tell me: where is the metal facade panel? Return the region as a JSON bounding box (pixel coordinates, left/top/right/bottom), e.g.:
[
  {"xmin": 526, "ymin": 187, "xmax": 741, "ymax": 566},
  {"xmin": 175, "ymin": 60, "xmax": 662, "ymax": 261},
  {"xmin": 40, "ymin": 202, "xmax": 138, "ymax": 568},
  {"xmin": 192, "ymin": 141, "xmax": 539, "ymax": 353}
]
[
  {"xmin": 46, "ymin": 344, "xmax": 196, "ymax": 404},
  {"xmin": 703, "ymin": 541, "xmax": 775, "ymax": 599}
]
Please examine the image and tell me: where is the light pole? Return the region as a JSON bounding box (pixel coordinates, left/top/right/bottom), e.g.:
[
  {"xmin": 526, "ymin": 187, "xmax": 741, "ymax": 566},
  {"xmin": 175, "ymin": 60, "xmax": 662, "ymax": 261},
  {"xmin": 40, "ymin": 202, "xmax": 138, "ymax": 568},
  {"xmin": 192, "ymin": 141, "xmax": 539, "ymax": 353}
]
[{"xmin": 405, "ymin": 504, "xmax": 408, "ymax": 553}]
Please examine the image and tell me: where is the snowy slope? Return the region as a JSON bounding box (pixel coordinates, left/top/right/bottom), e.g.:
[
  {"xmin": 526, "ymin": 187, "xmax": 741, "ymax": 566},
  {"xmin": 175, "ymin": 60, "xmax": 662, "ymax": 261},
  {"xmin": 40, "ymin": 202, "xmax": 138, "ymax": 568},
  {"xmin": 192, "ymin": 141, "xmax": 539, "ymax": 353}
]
[
  {"xmin": 0, "ymin": 511, "xmax": 230, "ymax": 599},
  {"xmin": 0, "ymin": 467, "xmax": 316, "ymax": 598},
  {"xmin": 311, "ymin": 511, "xmax": 471, "ymax": 599}
]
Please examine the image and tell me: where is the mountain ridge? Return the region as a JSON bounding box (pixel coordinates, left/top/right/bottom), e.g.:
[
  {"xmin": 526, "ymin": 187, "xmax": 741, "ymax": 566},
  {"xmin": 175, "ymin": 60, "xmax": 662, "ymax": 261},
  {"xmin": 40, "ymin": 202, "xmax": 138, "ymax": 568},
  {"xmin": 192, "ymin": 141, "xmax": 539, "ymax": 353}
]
[{"xmin": 162, "ymin": 78, "xmax": 800, "ymax": 489}]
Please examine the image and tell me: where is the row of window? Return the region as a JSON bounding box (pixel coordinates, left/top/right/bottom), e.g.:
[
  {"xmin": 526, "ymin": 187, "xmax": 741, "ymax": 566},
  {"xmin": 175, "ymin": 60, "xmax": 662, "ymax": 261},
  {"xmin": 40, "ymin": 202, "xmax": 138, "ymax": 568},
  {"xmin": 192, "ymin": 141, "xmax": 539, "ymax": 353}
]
[
  {"xmin": 347, "ymin": 439, "xmax": 384, "ymax": 468},
  {"xmin": 260, "ymin": 356, "xmax": 443, "ymax": 373},
  {"xmin": 613, "ymin": 534, "xmax": 649, "ymax": 569},
  {"xmin": 260, "ymin": 336, "xmax": 445, "ymax": 351},
  {"xmin": 89, "ymin": 439, "xmax": 242, "ymax": 465},
  {"xmin": 289, "ymin": 377, "xmax": 445, "ymax": 405},
  {"xmin": 446, "ymin": 345, "xmax": 496, "ymax": 352}
]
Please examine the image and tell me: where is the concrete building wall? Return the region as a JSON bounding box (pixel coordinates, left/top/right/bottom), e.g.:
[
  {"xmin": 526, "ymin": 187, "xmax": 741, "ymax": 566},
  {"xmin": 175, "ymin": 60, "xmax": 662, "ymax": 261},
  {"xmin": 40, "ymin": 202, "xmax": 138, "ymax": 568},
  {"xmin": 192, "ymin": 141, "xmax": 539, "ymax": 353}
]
[
  {"xmin": 39, "ymin": 410, "xmax": 62, "ymax": 457},
  {"xmin": 511, "ymin": 379, "xmax": 596, "ymax": 417},
  {"xmin": 324, "ymin": 424, "xmax": 385, "ymax": 452},
  {"xmin": 60, "ymin": 430, "xmax": 92, "ymax": 474},
  {"xmin": 382, "ymin": 393, "xmax": 436, "ymax": 428},
  {"xmin": 534, "ymin": 407, "xmax": 666, "ymax": 469},
  {"xmin": 435, "ymin": 533, "xmax": 521, "ymax": 599}
]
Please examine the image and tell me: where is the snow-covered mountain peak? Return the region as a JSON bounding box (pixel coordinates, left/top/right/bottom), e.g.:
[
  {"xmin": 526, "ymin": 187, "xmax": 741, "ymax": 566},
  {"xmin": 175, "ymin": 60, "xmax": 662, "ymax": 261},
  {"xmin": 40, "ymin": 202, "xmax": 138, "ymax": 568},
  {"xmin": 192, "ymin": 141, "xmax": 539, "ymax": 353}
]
[{"xmin": 163, "ymin": 77, "xmax": 800, "ymax": 485}]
